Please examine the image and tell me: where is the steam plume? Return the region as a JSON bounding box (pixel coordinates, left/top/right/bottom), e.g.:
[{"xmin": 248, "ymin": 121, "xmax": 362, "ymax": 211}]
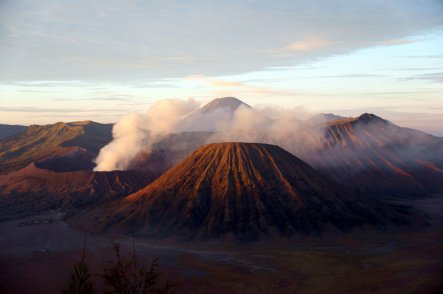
[
  {"xmin": 94, "ymin": 98, "xmax": 199, "ymax": 171},
  {"xmin": 94, "ymin": 97, "xmax": 437, "ymax": 172}
]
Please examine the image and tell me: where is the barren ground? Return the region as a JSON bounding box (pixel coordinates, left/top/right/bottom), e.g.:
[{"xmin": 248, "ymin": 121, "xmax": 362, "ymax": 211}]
[{"xmin": 0, "ymin": 196, "xmax": 442, "ymax": 294}]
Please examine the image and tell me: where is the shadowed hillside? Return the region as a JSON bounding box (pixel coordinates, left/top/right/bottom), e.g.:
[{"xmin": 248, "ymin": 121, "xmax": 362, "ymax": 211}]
[
  {"xmin": 0, "ymin": 121, "xmax": 112, "ymax": 174},
  {"xmin": 0, "ymin": 163, "xmax": 155, "ymax": 220},
  {"xmin": 311, "ymin": 113, "xmax": 443, "ymax": 197},
  {"xmin": 0, "ymin": 124, "xmax": 27, "ymax": 140}
]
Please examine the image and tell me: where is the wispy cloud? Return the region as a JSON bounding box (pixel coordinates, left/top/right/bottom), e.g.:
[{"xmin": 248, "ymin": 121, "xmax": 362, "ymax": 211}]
[
  {"xmin": 375, "ymin": 38, "xmax": 417, "ymax": 46},
  {"xmin": 0, "ymin": 106, "xmax": 126, "ymax": 113},
  {"xmin": 364, "ymin": 90, "xmax": 443, "ymax": 95},
  {"xmin": 282, "ymin": 37, "xmax": 331, "ymax": 52},
  {"xmin": 84, "ymin": 97, "xmax": 131, "ymax": 101},
  {"xmin": 1, "ymin": 0, "xmax": 442, "ymax": 80},
  {"xmin": 52, "ymin": 98, "xmax": 74, "ymax": 102},
  {"xmin": 305, "ymin": 74, "xmax": 387, "ymax": 79},
  {"xmin": 186, "ymin": 75, "xmax": 244, "ymax": 88},
  {"xmin": 391, "ymin": 67, "xmax": 443, "ymax": 71},
  {"xmin": 402, "ymin": 72, "xmax": 443, "ymax": 83},
  {"xmin": 399, "ymin": 55, "xmax": 443, "ymax": 59},
  {"xmin": 185, "ymin": 75, "xmax": 299, "ymax": 97}
]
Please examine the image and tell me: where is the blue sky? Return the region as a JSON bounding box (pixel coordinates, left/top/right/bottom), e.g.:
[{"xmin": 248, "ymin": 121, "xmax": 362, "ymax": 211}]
[{"xmin": 0, "ymin": 0, "xmax": 443, "ymax": 135}]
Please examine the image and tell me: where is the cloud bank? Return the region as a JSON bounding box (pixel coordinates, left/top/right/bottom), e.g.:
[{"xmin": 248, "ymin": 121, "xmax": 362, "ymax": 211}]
[{"xmin": 2, "ymin": 0, "xmax": 442, "ymax": 81}]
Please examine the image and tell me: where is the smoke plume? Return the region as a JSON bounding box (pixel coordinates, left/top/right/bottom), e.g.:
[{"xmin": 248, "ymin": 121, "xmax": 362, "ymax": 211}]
[
  {"xmin": 94, "ymin": 98, "xmax": 199, "ymax": 171},
  {"xmin": 94, "ymin": 97, "xmax": 439, "ymax": 173}
]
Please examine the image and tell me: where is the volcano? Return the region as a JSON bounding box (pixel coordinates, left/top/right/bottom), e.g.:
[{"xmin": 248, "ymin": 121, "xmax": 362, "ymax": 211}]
[
  {"xmin": 176, "ymin": 97, "xmax": 255, "ymax": 132},
  {"xmin": 311, "ymin": 113, "xmax": 443, "ymax": 196},
  {"xmin": 198, "ymin": 96, "xmax": 251, "ymax": 114},
  {"xmin": 90, "ymin": 143, "xmax": 411, "ymax": 240}
]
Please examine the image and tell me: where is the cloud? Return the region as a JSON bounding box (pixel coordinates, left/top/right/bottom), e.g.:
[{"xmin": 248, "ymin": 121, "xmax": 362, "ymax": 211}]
[
  {"xmin": 186, "ymin": 75, "xmax": 244, "ymax": 88},
  {"xmin": 403, "ymin": 72, "xmax": 443, "ymax": 84},
  {"xmin": 52, "ymin": 98, "xmax": 74, "ymax": 101},
  {"xmin": 283, "ymin": 37, "xmax": 331, "ymax": 52},
  {"xmin": 302, "ymin": 74, "xmax": 387, "ymax": 79},
  {"xmin": 185, "ymin": 74, "xmax": 299, "ymax": 97},
  {"xmin": 391, "ymin": 67, "xmax": 443, "ymax": 71},
  {"xmin": 398, "ymin": 55, "xmax": 443, "ymax": 59},
  {"xmin": 0, "ymin": 106, "xmax": 124, "ymax": 113},
  {"xmin": 1, "ymin": 0, "xmax": 442, "ymax": 81},
  {"xmin": 364, "ymin": 90, "xmax": 443, "ymax": 95},
  {"xmin": 84, "ymin": 97, "xmax": 131, "ymax": 101},
  {"xmin": 376, "ymin": 38, "xmax": 417, "ymax": 46}
]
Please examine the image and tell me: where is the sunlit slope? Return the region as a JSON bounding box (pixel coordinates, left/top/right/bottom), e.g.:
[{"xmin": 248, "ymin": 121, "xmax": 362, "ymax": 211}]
[{"xmin": 92, "ymin": 143, "xmax": 411, "ymax": 240}]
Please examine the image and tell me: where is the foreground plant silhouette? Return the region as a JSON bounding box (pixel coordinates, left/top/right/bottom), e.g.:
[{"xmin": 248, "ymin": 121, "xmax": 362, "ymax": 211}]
[
  {"xmin": 102, "ymin": 241, "xmax": 172, "ymax": 294},
  {"xmin": 62, "ymin": 240, "xmax": 97, "ymax": 294},
  {"xmin": 63, "ymin": 239, "xmax": 172, "ymax": 294}
]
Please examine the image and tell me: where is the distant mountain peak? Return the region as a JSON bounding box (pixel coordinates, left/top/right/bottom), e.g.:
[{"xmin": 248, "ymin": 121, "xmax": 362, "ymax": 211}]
[
  {"xmin": 307, "ymin": 113, "xmax": 346, "ymax": 123},
  {"xmin": 176, "ymin": 97, "xmax": 253, "ymax": 132},
  {"xmin": 67, "ymin": 120, "xmax": 95, "ymax": 126},
  {"xmin": 356, "ymin": 113, "xmax": 387, "ymax": 123},
  {"xmin": 328, "ymin": 113, "xmax": 389, "ymax": 126},
  {"xmin": 199, "ymin": 97, "xmax": 251, "ymax": 114}
]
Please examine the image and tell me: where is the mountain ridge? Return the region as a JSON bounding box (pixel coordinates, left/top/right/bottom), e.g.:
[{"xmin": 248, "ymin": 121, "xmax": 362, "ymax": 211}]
[
  {"xmin": 0, "ymin": 120, "xmax": 113, "ymax": 174},
  {"xmin": 0, "ymin": 124, "xmax": 27, "ymax": 140},
  {"xmin": 0, "ymin": 162, "xmax": 155, "ymax": 220}
]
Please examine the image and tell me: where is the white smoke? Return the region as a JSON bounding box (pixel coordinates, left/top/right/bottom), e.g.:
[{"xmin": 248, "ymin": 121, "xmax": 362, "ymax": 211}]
[
  {"xmin": 96, "ymin": 97, "xmax": 432, "ymax": 173},
  {"xmin": 205, "ymin": 105, "xmax": 325, "ymax": 157},
  {"xmin": 94, "ymin": 97, "xmax": 329, "ymax": 171},
  {"xmin": 94, "ymin": 98, "xmax": 200, "ymax": 171}
]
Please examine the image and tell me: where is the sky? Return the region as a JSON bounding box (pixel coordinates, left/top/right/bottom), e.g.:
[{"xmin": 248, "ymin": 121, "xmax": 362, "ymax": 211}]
[{"xmin": 1, "ymin": 0, "xmax": 443, "ymax": 135}]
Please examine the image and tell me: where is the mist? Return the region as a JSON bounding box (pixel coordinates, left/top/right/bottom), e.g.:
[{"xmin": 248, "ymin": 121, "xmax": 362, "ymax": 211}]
[
  {"xmin": 94, "ymin": 98, "xmax": 323, "ymax": 171},
  {"xmin": 94, "ymin": 98, "xmax": 439, "ymax": 172}
]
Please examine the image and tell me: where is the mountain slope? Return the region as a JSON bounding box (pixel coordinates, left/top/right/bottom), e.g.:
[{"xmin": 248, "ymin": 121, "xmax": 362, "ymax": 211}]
[
  {"xmin": 309, "ymin": 113, "xmax": 443, "ymax": 197},
  {"xmin": 0, "ymin": 124, "xmax": 27, "ymax": 140},
  {"xmin": 198, "ymin": 96, "xmax": 251, "ymax": 114},
  {"xmin": 0, "ymin": 121, "xmax": 113, "ymax": 174},
  {"xmin": 306, "ymin": 113, "xmax": 347, "ymax": 124},
  {"xmin": 0, "ymin": 163, "xmax": 154, "ymax": 220},
  {"xmin": 125, "ymin": 100, "xmax": 443, "ymax": 197},
  {"xmin": 88, "ymin": 143, "xmax": 411, "ymax": 240}
]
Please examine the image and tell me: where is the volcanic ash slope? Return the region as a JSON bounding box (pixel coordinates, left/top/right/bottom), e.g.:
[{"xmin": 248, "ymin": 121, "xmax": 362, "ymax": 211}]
[{"xmin": 90, "ymin": 143, "xmax": 412, "ymax": 240}]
